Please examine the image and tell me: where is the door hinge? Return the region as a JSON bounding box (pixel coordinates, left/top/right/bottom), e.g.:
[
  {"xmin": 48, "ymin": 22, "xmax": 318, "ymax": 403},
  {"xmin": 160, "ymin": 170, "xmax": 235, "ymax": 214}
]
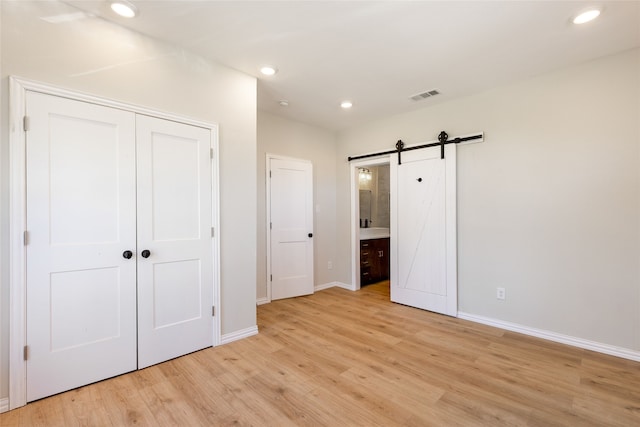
[
  {"xmin": 269, "ymin": 170, "xmax": 272, "ymax": 178},
  {"xmin": 23, "ymin": 231, "xmax": 28, "ymax": 245},
  {"xmin": 270, "ymin": 222, "xmax": 272, "ymax": 230},
  {"xmin": 24, "ymin": 345, "xmax": 29, "ymax": 361},
  {"xmin": 270, "ymin": 274, "xmax": 272, "ymax": 282},
  {"xmin": 212, "ymin": 306, "xmax": 215, "ymax": 317},
  {"xmin": 23, "ymin": 116, "xmax": 30, "ymax": 132},
  {"xmin": 210, "ymin": 148, "xmax": 214, "ymax": 159},
  {"xmin": 211, "ymin": 227, "xmax": 215, "ymax": 238}
]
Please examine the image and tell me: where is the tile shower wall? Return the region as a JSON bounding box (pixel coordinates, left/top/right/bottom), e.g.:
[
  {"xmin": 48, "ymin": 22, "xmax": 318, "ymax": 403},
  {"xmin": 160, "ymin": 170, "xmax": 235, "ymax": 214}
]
[{"xmin": 376, "ymin": 165, "xmax": 390, "ymax": 228}]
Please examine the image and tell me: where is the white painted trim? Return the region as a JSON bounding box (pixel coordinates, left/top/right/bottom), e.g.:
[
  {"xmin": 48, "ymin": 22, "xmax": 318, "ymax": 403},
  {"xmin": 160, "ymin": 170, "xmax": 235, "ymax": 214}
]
[
  {"xmin": 8, "ymin": 76, "xmax": 221, "ymax": 409},
  {"xmin": 0, "ymin": 398, "xmax": 9, "ymax": 414},
  {"xmin": 458, "ymin": 312, "xmax": 640, "ymax": 362},
  {"xmin": 333, "ymin": 282, "xmax": 357, "ymax": 291},
  {"xmin": 314, "ymin": 282, "xmax": 338, "ymax": 291},
  {"xmin": 210, "ymin": 126, "xmax": 222, "ymax": 347},
  {"xmin": 9, "ymin": 77, "xmax": 216, "ymax": 130},
  {"xmin": 265, "ymin": 153, "xmax": 314, "ymax": 302},
  {"xmin": 9, "ymin": 77, "xmax": 28, "ymax": 410},
  {"xmin": 350, "ymin": 157, "xmax": 390, "ymax": 293},
  {"xmin": 260, "ymin": 281, "xmax": 350, "ymax": 299},
  {"xmin": 220, "ymin": 326, "xmax": 259, "ymax": 345},
  {"xmin": 265, "ymin": 154, "xmax": 272, "ymax": 303}
]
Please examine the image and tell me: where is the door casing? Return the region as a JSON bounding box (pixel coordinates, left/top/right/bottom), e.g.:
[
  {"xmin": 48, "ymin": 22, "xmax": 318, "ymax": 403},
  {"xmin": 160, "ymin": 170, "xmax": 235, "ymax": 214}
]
[
  {"xmin": 349, "ymin": 157, "xmax": 391, "ymax": 291},
  {"xmin": 8, "ymin": 77, "xmax": 221, "ymax": 410}
]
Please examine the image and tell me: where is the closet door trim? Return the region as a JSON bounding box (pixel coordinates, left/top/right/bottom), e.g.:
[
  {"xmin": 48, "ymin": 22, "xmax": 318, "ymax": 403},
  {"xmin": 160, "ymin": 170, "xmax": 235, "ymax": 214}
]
[{"xmin": 8, "ymin": 76, "xmax": 221, "ymax": 410}]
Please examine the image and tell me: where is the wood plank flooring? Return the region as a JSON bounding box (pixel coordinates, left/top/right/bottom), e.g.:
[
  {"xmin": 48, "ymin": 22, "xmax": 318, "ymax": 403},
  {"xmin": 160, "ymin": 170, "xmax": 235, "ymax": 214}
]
[{"xmin": 2, "ymin": 282, "xmax": 639, "ymax": 426}]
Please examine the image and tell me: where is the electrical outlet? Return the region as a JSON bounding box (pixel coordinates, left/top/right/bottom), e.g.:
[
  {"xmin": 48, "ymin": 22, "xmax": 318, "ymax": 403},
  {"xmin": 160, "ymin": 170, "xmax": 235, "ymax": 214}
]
[
  {"xmin": 328, "ymin": 261, "xmax": 333, "ymax": 270},
  {"xmin": 496, "ymin": 287, "xmax": 506, "ymax": 300}
]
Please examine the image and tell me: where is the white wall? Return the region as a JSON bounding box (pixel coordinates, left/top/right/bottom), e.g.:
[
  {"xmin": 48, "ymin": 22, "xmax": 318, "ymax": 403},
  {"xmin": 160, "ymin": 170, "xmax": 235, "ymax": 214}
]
[
  {"xmin": 0, "ymin": 0, "xmax": 5, "ymax": 410},
  {"xmin": 0, "ymin": 1, "xmax": 257, "ymax": 402},
  {"xmin": 257, "ymin": 112, "xmax": 337, "ymax": 301},
  {"xmin": 336, "ymin": 48, "xmax": 640, "ymax": 352}
]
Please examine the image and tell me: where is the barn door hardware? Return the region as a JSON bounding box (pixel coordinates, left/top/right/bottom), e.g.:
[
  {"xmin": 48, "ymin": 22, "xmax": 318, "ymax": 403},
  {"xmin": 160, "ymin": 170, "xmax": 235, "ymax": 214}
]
[
  {"xmin": 395, "ymin": 140, "xmax": 404, "ymax": 165},
  {"xmin": 347, "ymin": 131, "xmax": 483, "ymax": 165},
  {"xmin": 438, "ymin": 131, "xmax": 447, "ymax": 159}
]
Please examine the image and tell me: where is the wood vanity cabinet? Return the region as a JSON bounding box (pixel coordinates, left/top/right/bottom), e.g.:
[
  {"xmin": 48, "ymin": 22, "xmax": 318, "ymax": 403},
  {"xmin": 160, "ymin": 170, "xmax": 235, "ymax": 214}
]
[{"xmin": 360, "ymin": 238, "xmax": 390, "ymax": 285}]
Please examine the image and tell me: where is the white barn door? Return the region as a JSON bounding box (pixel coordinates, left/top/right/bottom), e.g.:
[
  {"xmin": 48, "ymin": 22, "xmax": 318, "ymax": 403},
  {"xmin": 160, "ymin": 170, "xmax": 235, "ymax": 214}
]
[
  {"xmin": 136, "ymin": 115, "xmax": 213, "ymax": 369},
  {"xmin": 25, "ymin": 92, "xmax": 138, "ymax": 402},
  {"xmin": 390, "ymin": 145, "xmax": 457, "ymax": 316},
  {"xmin": 268, "ymin": 157, "xmax": 314, "ymax": 300}
]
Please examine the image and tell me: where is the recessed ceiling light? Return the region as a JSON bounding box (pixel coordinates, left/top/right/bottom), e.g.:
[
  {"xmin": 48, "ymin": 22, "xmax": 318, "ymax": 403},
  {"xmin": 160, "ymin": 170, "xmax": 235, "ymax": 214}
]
[
  {"xmin": 110, "ymin": 1, "xmax": 138, "ymax": 18},
  {"xmin": 260, "ymin": 66, "xmax": 278, "ymax": 76},
  {"xmin": 341, "ymin": 101, "xmax": 353, "ymax": 109},
  {"xmin": 278, "ymin": 100, "xmax": 289, "ymax": 107},
  {"xmin": 573, "ymin": 9, "xmax": 601, "ymax": 24}
]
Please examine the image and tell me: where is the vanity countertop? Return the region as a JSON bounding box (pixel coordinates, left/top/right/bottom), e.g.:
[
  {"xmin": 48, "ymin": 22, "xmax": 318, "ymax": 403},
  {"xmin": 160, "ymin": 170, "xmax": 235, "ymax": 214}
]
[{"xmin": 360, "ymin": 227, "xmax": 390, "ymax": 240}]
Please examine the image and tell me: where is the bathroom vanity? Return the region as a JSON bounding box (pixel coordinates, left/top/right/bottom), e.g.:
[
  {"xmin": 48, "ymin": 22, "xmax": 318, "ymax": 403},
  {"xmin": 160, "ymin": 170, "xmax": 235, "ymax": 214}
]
[{"xmin": 360, "ymin": 228, "xmax": 390, "ymax": 286}]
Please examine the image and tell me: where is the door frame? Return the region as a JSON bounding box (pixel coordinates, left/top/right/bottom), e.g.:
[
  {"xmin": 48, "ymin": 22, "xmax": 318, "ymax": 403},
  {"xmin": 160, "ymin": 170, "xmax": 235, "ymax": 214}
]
[
  {"xmin": 350, "ymin": 157, "xmax": 391, "ymax": 290},
  {"xmin": 8, "ymin": 76, "xmax": 221, "ymax": 410},
  {"xmin": 265, "ymin": 153, "xmax": 314, "ymax": 303}
]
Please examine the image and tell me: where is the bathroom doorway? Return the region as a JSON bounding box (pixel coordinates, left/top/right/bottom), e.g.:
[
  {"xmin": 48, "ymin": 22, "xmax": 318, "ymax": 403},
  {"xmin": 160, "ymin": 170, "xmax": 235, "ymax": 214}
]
[{"xmin": 350, "ymin": 158, "xmax": 391, "ymax": 290}]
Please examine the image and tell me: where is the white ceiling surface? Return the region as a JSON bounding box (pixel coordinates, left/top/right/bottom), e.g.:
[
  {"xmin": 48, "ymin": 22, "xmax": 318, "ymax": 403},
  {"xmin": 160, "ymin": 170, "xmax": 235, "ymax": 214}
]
[{"xmin": 67, "ymin": 1, "xmax": 640, "ymax": 131}]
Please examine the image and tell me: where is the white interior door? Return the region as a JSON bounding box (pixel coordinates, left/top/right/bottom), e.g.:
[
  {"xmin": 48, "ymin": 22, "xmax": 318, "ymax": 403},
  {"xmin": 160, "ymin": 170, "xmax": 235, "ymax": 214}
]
[
  {"xmin": 390, "ymin": 145, "xmax": 457, "ymax": 316},
  {"xmin": 269, "ymin": 157, "xmax": 314, "ymax": 300},
  {"xmin": 25, "ymin": 92, "xmax": 137, "ymax": 401},
  {"xmin": 136, "ymin": 115, "xmax": 214, "ymax": 369}
]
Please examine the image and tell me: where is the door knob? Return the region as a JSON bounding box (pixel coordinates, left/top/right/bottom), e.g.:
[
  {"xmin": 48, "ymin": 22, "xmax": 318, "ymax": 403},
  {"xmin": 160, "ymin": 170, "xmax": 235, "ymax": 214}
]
[
  {"xmin": 122, "ymin": 250, "xmax": 133, "ymax": 259},
  {"xmin": 141, "ymin": 250, "xmax": 151, "ymax": 258}
]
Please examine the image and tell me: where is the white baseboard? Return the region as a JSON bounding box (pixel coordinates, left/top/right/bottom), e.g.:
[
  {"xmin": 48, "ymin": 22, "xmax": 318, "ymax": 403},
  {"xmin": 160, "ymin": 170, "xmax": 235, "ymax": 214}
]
[
  {"xmin": 257, "ymin": 282, "xmax": 354, "ymax": 305},
  {"xmin": 0, "ymin": 397, "xmax": 8, "ymax": 413},
  {"xmin": 334, "ymin": 282, "xmax": 356, "ymax": 291},
  {"xmin": 220, "ymin": 325, "xmax": 259, "ymax": 345},
  {"xmin": 315, "ymin": 282, "xmax": 356, "ymax": 292},
  {"xmin": 458, "ymin": 312, "xmax": 640, "ymax": 362},
  {"xmin": 315, "ymin": 282, "xmax": 337, "ymax": 291}
]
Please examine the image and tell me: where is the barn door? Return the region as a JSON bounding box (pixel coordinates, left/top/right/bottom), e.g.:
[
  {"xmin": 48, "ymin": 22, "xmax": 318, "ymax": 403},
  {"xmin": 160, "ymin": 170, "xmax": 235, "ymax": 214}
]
[
  {"xmin": 25, "ymin": 92, "xmax": 138, "ymax": 402},
  {"xmin": 390, "ymin": 145, "xmax": 457, "ymax": 316}
]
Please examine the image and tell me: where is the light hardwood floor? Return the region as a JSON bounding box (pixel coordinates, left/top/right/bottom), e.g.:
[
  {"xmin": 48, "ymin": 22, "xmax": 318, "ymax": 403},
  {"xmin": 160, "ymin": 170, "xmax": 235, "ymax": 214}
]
[{"xmin": 2, "ymin": 282, "xmax": 639, "ymax": 426}]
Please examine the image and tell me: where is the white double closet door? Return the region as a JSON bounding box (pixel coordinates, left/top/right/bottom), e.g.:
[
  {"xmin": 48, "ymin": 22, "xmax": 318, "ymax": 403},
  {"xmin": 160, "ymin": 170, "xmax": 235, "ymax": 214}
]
[{"xmin": 25, "ymin": 92, "xmax": 214, "ymax": 402}]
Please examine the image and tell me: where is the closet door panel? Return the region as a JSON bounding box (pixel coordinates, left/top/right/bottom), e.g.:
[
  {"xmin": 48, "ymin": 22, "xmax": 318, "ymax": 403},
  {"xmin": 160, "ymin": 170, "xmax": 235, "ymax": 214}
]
[
  {"xmin": 25, "ymin": 92, "xmax": 137, "ymax": 402},
  {"xmin": 136, "ymin": 115, "xmax": 214, "ymax": 369}
]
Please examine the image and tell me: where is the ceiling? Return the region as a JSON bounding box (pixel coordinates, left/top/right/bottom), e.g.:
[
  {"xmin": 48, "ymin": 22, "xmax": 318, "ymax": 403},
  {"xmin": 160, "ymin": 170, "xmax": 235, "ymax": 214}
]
[{"xmin": 66, "ymin": 1, "xmax": 640, "ymax": 131}]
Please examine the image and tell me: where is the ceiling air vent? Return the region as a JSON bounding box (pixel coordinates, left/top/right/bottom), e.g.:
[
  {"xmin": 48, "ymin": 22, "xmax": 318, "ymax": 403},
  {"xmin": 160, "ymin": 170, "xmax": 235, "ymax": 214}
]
[{"xmin": 410, "ymin": 89, "xmax": 440, "ymax": 102}]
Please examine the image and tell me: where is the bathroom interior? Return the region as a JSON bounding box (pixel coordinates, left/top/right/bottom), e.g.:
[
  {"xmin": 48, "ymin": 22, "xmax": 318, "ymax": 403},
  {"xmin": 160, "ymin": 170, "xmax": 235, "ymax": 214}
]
[{"xmin": 358, "ymin": 164, "xmax": 390, "ymax": 287}]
